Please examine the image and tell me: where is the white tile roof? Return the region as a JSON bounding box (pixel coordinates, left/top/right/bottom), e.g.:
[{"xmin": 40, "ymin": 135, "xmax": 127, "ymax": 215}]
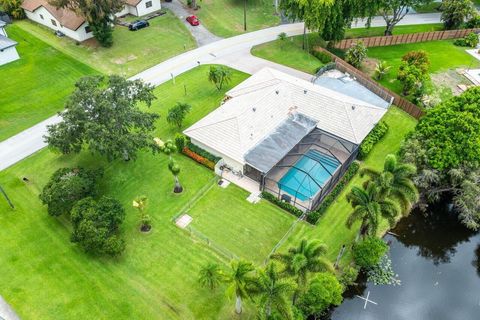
[{"xmin": 184, "ymin": 68, "xmax": 387, "ymax": 165}]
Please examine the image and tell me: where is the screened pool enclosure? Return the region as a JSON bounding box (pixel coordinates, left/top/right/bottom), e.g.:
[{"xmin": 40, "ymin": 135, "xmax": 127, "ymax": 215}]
[{"xmin": 244, "ymin": 122, "xmax": 358, "ymax": 212}]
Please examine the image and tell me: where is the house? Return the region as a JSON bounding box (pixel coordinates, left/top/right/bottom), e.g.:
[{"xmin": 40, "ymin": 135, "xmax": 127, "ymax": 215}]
[
  {"xmin": 0, "ymin": 21, "xmax": 19, "ymax": 66},
  {"xmin": 184, "ymin": 68, "xmax": 388, "ymax": 210},
  {"xmin": 21, "ymin": 0, "xmax": 161, "ymax": 42}
]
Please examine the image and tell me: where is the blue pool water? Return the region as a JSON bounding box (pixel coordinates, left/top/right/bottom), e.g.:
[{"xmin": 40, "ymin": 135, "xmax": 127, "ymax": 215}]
[{"xmin": 278, "ymin": 149, "xmax": 340, "ymax": 201}]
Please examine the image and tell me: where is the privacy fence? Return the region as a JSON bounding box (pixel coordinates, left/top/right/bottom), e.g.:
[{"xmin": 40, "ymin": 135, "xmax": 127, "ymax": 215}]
[
  {"xmin": 313, "ymin": 47, "xmax": 425, "ymax": 119},
  {"xmin": 334, "ymin": 28, "xmax": 480, "ymax": 49}
]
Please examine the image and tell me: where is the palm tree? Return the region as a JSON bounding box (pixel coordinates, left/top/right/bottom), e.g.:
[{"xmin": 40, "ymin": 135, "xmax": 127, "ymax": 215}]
[
  {"xmin": 251, "ymin": 262, "xmax": 295, "ymax": 319},
  {"xmin": 272, "ymin": 239, "xmax": 333, "ymax": 303},
  {"xmin": 361, "ymin": 154, "xmax": 419, "ymax": 214},
  {"xmin": 198, "ymin": 263, "xmax": 223, "ymax": 291},
  {"xmin": 225, "ymin": 260, "xmax": 256, "ymax": 314},
  {"xmin": 346, "ymin": 183, "xmax": 401, "ymax": 239}
]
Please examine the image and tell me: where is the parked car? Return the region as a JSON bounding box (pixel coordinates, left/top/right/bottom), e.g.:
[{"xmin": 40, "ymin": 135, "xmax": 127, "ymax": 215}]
[
  {"xmin": 129, "ymin": 20, "xmax": 149, "ymax": 31},
  {"xmin": 186, "ymin": 15, "xmax": 200, "ymax": 26},
  {"xmin": 54, "ymin": 30, "xmax": 65, "ymax": 37}
]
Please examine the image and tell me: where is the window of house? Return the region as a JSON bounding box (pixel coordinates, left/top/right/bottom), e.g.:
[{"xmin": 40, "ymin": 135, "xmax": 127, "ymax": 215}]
[
  {"xmin": 40, "ymin": 14, "xmax": 44, "ymax": 20},
  {"xmin": 85, "ymin": 26, "xmax": 92, "ymax": 33},
  {"xmin": 146, "ymin": 1, "xmax": 152, "ymax": 8},
  {"xmin": 51, "ymin": 19, "xmax": 57, "ymax": 26}
]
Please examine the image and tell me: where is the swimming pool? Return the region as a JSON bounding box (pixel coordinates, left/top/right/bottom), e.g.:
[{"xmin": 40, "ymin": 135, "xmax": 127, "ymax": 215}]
[{"xmin": 278, "ymin": 149, "xmax": 340, "ymax": 201}]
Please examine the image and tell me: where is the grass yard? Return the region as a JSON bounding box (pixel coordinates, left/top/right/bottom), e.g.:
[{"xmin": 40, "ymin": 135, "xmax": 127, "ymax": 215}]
[
  {"xmin": 0, "ymin": 66, "xmax": 259, "ymax": 319},
  {"xmin": 251, "ymin": 38, "xmax": 324, "ymax": 74},
  {"xmin": 0, "ymin": 25, "xmax": 97, "ymax": 141},
  {"xmin": 413, "ymin": 2, "xmax": 443, "ymax": 13},
  {"xmin": 280, "ymin": 107, "xmax": 417, "ymax": 266},
  {"xmin": 181, "ymin": 0, "xmax": 280, "ymax": 37},
  {"xmin": 14, "ymin": 10, "xmax": 196, "ymax": 76},
  {"xmin": 365, "ymin": 40, "xmax": 480, "ymax": 95},
  {"xmin": 186, "ymin": 184, "xmax": 296, "ymax": 264},
  {"xmin": 344, "ymin": 23, "xmax": 444, "ymax": 38}
]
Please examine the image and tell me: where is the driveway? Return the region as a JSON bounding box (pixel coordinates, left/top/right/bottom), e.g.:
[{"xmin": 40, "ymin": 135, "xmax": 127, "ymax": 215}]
[
  {"xmin": 0, "ymin": 13, "xmax": 442, "ymax": 171},
  {"xmin": 162, "ymin": 0, "xmax": 222, "ymax": 46}
]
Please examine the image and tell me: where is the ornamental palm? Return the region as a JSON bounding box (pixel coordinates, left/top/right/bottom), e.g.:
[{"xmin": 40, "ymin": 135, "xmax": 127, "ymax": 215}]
[
  {"xmin": 198, "ymin": 263, "xmax": 223, "ymax": 291},
  {"xmin": 346, "ymin": 183, "xmax": 401, "ymax": 239},
  {"xmin": 251, "ymin": 263, "xmax": 295, "ymax": 319},
  {"xmin": 225, "ymin": 260, "xmax": 256, "ymax": 314},
  {"xmin": 272, "ymin": 239, "xmax": 333, "ymax": 303},
  {"xmin": 361, "ymin": 154, "xmax": 419, "ymax": 215}
]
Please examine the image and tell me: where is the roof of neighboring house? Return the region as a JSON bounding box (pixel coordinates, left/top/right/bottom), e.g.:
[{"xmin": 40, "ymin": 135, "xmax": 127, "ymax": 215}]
[
  {"xmin": 0, "ymin": 34, "xmax": 17, "ymax": 50},
  {"xmin": 125, "ymin": 0, "xmax": 142, "ymax": 6},
  {"xmin": 21, "ymin": 0, "xmax": 86, "ymax": 31},
  {"xmin": 184, "ymin": 68, "xmax": 387, "ymax": 165}
]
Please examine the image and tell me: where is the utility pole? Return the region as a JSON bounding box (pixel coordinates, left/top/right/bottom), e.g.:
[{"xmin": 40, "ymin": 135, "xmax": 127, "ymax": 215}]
[{"xmin": 244, "ymin": 0, "xmax": 247, "ymax": 31}]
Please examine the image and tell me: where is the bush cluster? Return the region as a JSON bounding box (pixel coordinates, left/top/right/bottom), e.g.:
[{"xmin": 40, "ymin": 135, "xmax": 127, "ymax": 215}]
[
  {"xmin": 311, "ymin": 50, "xmax": 333, "ymax": 64},
  {"xmin": 306, "ymin": 161, "xmax": 360, "ymax": 224},
  {"xmin": 358, "ymin": 121, "xmax": 389, "ymax": 160},
  {"xmin": 261, "ymin": 191, "xmax": 303, "ymax": 217},
  {"xmin": 182, "ymin": 146, "xmax": 216, "ymax": 170},
  {"xmin": 453, "ymin": 32, "xmax": 479, "ymax": 48},
  {"xmin": 186, "ymin": 142, "xmax": 221, "ymax": 163},
  {"xmin": 352, "ymin": 237, "xmax": 388, "ymax": 269}
]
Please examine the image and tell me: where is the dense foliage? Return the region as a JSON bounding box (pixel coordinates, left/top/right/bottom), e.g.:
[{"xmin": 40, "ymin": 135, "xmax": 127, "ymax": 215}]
[
  {"xmin": 401, "ymin": 87, "xmax": 480, "ymax": 229},
  {"xmin": 185, "ymin": 142, "xmax": 221, "ymax": 163},
  {"xmin": 345, "ymin": 41, "xmax": 367, "ymax": 68},
  {"xmin": 71, "ymin": 196, "xmax": 126, "ymax": 256},
  {"xmin": 397, "ymin": 50, "xmax": 430, "ymax": 96},
  {"xmin": 261, "ymin": 191, "xmax": 304, "ymax": 217},
  {"xmin": 45, "ymin": 75, "xmax": 159, "ymax": 162},
  {"xmin": 167, "ymin": 102, "xmax": 192, "ymax": 128},
  {"xmin": 352, "ymin": 237, "xmax": 388, "ymax": 268},
  {"xmin": 39, "ymin": 167, "xmax": 103, "ymax": 216},
  {"xmin": 0, "ymin": 0, "xmax": 24, "ymax": 18},
  {"xmin": 208, "ymin": 66, "xmax": 232, "ymax": 90},
  {"xmin": 297, "ymin": 272, "xmax": 343, "ymax": 317},
  {"xmin": 441, "ymin": 0, "xmax": 477, "ymax": 29},
  {"xmin": 453, "ymin": 32, "xmax": 479, "ymax": 47},
  {"xmin": 358, "ymin": 121, "xmax": 389, "ymax": 159}
]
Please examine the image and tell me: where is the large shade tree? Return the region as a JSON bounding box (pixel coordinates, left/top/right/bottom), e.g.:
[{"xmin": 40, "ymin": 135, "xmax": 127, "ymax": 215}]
[
  {"xmin": 377, "ymin": 0, "xmax": 433, "ymax": 35},
  {"xmin": 441, "ymin": 0, "xmax": 477, "ymax": 29},
  {"xmin": 49, "ymin": 0, "xmax": 124, "ymax": 46},
  {"xmin": 45, "ymin": 75, "xmax": 159, "ymax": 162}
]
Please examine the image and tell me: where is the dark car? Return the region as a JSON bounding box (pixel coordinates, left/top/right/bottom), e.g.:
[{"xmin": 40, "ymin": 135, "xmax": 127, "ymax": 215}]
[{"xmin": 129, "ymin": 20, "xmax": 149, "ymax": 31}]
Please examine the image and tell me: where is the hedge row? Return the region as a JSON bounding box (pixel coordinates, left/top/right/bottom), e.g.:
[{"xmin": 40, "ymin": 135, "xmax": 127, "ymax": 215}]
[
  {"xmin": 358, "ymin": 121, "xmax": 389, "ymax": 160},
  {"xmin": 261, "ymin": 191, "xmax": 303, "ymax": 217},
  {"xmin": 186, "ymin": 142, "xmax": 221, "ymax": 164},
  {"xmin": 306, "ymin": 161, "xmax": 360, "ymax": 224},
  {"xmin": 182, "ymin": 147, "xmax": 216, "ymax": 170}
]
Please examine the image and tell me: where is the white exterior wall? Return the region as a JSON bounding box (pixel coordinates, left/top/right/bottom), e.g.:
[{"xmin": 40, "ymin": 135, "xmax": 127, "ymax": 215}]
[
  {"xmin": 24, "ymin": 8, "xmax": 93, "ymax": 42},
  {"xmin": 190, "ymin": 138, "xmax": 245, "ymax": 173},
  {"xmin": 135, "ymin": 0, "xmax": 161, "ymax": 17},
  {"xmin": 0, "ymin": 46, "xmax": 19, "ymax": 66}
]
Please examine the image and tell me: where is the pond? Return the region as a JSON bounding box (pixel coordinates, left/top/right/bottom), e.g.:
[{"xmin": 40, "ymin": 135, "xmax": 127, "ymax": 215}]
[{"xmin": 329, "ymin": 202, "xmax": 480, "ymax": 319}]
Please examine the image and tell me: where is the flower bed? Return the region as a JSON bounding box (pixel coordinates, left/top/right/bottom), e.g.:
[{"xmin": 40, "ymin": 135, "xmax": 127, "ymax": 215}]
[{"xmin": 182, "ymin": 147, "xmax": 216, "ymax": 170}]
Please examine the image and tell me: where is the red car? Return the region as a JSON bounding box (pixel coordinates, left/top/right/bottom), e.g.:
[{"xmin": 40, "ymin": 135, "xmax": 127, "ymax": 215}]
[{"xmin": 186, "ymin": 15, "xmax": 200, "ymax": 26}]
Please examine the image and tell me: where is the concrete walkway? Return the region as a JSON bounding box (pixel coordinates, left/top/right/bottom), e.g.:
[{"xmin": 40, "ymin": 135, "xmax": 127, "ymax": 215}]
[
  {"xmin": 0, "ymin": 13, "xmax": 441, "ymax": 171},
  {"xmin": 0, "ymin": 296, "xmax": 20, "ymax": 320},
  {"xmin": 162, "ymin": 0, "xmax": 222, "ymax": 46}
]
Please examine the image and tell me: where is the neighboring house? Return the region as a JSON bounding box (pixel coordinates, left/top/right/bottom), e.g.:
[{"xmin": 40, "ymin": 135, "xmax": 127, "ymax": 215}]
[
  {"xmin": 0, "ymin": 21, "xmax": 20, "ymax": 66},
  {"xmin": 184, "ymin": 68, "xmax": 388, "ymax": 211},
  {"xmin": 21, "ymin": 0, "xmax": 161, "ymax": 42}
]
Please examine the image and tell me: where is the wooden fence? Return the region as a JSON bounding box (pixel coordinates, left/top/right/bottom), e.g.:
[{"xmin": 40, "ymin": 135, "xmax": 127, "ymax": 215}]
[
  {"xmin": 313, "ymin": 47, "xmax": 425, "ymax": 119},
  {"xmin": 335, "ymin": 28, "xmax": 480, "ymax": 49}
]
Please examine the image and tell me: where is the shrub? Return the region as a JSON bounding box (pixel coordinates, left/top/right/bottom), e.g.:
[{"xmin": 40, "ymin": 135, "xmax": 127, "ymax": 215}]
[
  {"xmin": 397, "ymin": 51, "xmax": 430, "ymax": 96},
  {"xmin": 39, "ymin": 167, "xmax": 103, "ymax": 216},
  {"xmin": 401, "ymin": 50, "xmax": 430, "ymax": 73},
  {"xmin": 352, "ymin": 237, "xmax": 388, "ymax": 269},
  {"xmin": 374, "ymin": 61, "xmax": 391, "ymax": 80},
  {"xmin": 339, "ymin": 265, "xmax": 360, "ymax": 287},
  {"xmin": 278, "ymin": 32, "xmax": 287, "ymax": 41},
  {"xmin": 453, "ymin": 32, "xmax": 479, "ymax": 48},
  {"xmin": 174, "ymin": 133, "xmax": 186, "ymax": 151},
  {"xmin": 441, "ymin": 0, "xmax": 477, "ymax": 30},
  {"xmin": 466, "ymin": 15, "xmax": 480, "ymax": 28},
  {"xmin": 358, "ymin": 121, "xmax": 389, "ymax": 159},
  {"xmin": 186, "ymin": 142, "xmax": 221, "ymax": 163},
  {"xmin": 182, "ymin": 147, "xmax": 216, "ymax": 170},
  {"xmin": 345, "ymin": 41, "xmax": 367, "ymax": 68},
  {"xmin": 312, "ymin": 50, "xmax": 333, "ymax": 64},
  {"xmin": 306, "ymin": 161, "xmax": 360, "ymax": 224},
  {"xmin": 261, "ymin": 191, "xmax": 303, "ymax": 217}
]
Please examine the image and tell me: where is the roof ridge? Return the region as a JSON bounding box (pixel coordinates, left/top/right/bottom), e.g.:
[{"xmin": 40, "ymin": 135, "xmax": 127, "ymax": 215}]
[{"xmin": 184, "ymin": 115, "xmax": 237, "ymax": 133}]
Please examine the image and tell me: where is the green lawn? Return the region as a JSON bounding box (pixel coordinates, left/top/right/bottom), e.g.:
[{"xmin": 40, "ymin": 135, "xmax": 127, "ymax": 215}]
[
  {"xmin": 366, "ymin": 40, "xmax": 480, "ymax": 94},
  {"xmin": 251, "ymin": 38, "xmax": 324, "ymax": 74},
  {"xmin": 187, "ymin": 184, "xmax": 296, "ymax": 263},
  {"xmin": 0, "ymin": 66, "xmax": 256, "ymax": 319},
  {"xmin": 280, "ymin": 107, "xmax": 417, "ymax": 265},
  {"xmin": 14, "ymin": 10, "xmax": 196, "ymax": 76},
  {"xmin": 181, "ymin": 0, "xmax": 280, "ymax": 37},
  {"xmin": 344, "ymin": 23, "xmax": 444, "ymax": 38},
  {"xmin": 0, "ymin": 25, "xmax": 98, "ymax": 141},
  {"xmin": 413, "ymin": 2, "xmax": 443, "ymax": 13}
]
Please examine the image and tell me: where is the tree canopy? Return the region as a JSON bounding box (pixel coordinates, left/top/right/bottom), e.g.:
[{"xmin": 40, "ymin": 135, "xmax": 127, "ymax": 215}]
[
  {"xmin": 297, "ymin": 272, "xmax": 343, "ymax": 317},
  {"xmin": 45, "ymin": 75, "xmax": 159, "ymax": 162},
  {"xmin": 166, "ymin": 102, "xmax": 191, "ymax": 128},
  {"xmin": 377, "ymin": 0, "xmax": 433, "ymax": 35},
  {"xmin": 441, "ymin": 0, "xmax": 477, "ymax": 30}
]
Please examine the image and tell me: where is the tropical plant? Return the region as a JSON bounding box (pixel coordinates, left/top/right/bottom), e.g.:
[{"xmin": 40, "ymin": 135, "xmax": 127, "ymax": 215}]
[
  {"xmin": 168, "ymin": 159, "xmax": 183, "ymax": 193},
  {"xmin": 251, "ymin": 262, "xmax": 295, "ymax": 319},
  {"xmin": 272, "ymin": 239, "xmax": 333, "ymax": 303},
  {"xmin": 45, "ymin": 75, "xmax": 159, "ymax": 162},
  {"xmin": 224, "ymin": 260, "xmax": 256, "ymax": 314},
  {"xmin": 133, "ymin": 196, "xmax": 150, "ymax": 232},
  {"xmin": 0, "ymin": 0, "xmax": 25, "ymax": 19},
  {"xmin": 346, "ymin": 183, "xmax": 401, "ymax": 239},
  {"xmin": 374, "ymin": 61, "xmax": 391, "ymax": 80},
  {"xmin": 208, "ymin": 66, "xmax": 232, "ymax": 90},
  {"xmin": 352, "ymin": 237, "xmax": 388, "ymax": 269},
  {"xmin": 397, "ymin": 51, "xmax": 430, "ymax": 97},
  {"xmin": 198, "ymin": 263, "xmax": 224, "ymax": 291},
  {"xmin": 345, "ymin": 41, "xmax": 367, "ymax": 68},
  {"xmin": 360, "ymin": 154, "xmax": 419, "ymax": 214},
  {"xmin": 156, "ymin": 139, "xmax": 183, "ymax": 193},
  {"xmin": 339, "ymin": 265, "xmax": 359, "ymax": 287},
  {"xmin": 441, "ymin": 0, "xmax": 477, "ymax": 29},
  {"xmin": 166, "ymin": 102, "xmax": 192, "ymax": 129}
]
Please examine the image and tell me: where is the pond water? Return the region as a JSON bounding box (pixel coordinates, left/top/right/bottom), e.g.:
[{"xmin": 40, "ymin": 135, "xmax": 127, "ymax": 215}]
[{"xmin": 329, "ymin": 202, "xmax": 480, "ymax": 320}]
